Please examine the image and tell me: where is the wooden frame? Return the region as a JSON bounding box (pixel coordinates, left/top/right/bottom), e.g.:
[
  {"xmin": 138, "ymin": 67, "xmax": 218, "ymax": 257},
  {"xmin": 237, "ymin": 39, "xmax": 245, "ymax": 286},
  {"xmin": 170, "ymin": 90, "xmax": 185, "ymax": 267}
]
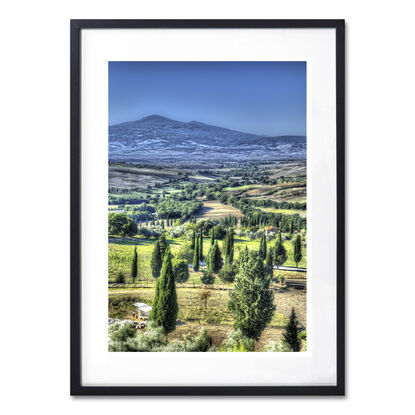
[{"xmin": 70, "ymin": 19, "xmax": 345, "ymax": 396}]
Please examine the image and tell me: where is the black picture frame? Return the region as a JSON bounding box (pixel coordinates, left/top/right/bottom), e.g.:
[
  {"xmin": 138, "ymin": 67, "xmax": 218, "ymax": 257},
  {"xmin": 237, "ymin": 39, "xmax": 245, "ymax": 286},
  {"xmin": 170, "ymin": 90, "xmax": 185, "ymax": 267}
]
[{"xmin": 70, "ymin": 19, "xmax": 345, "ymax": 396}]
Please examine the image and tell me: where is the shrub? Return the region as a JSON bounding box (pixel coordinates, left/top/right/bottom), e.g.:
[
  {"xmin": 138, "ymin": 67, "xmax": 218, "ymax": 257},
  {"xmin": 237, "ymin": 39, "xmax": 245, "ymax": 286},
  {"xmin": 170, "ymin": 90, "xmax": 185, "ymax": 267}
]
[
  {"xmin": 160, "ymin": 340, "xmax": 185, "ymax": 352},
  {"xmin": 200, "ymin": 270, "xmax": 215, "ymax": 285},
  {"xmin": 108, "ymin": 322, "xmax": 139, "ymax": 352},
  {"xmin": 218, "ymin": 263, "xmax": 237, "ymax": 283},
  {"xmin": 116, "ymin": 271, "xmax": 125, "ymax": 283},
  {"xmin": 262, "ymin": 341, "xmax": 292, "ymax": 352},
  {"xmin": 173, "ymin": 259, "xmax": 190, "ymax": 284},
  {"xmin": 175, "ymin": 244, "xmax": 194, "ymax": 263},
  {"xmin": 278, "ymin": 274, "xmax": 285, "ymax": 283},
  {"xmin": 108, "ymin": 322, "xmax": 214, "ymax": 352},
  {"xmin": 183, "ymin": 328, "xmax": 212, "ymax": 352},
  {"xmin": 109, "ymin": 321, "xmax": 136, "ymax": 343},
  {"xmin": 135, "ymin": 324, "xmax": 168, "ymax": 351},
  {"xmin": 220, "ymin": 330, "xmax": 255, "ymax": 352}
]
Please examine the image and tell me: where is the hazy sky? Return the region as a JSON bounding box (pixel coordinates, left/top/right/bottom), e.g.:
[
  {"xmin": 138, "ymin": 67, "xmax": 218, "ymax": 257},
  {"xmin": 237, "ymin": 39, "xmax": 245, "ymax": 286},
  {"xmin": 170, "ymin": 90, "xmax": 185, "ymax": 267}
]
[{"xmin": 109, "ymin": 61, "xmax": 306, "ymax": 136}]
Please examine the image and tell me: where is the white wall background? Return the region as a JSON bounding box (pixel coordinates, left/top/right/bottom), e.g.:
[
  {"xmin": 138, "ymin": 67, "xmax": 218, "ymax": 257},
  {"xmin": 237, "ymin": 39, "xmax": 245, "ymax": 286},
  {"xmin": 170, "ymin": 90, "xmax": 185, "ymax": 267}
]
[{"xmin": 1, "ymin": 0, "xmax": 414, "ymax": 413}]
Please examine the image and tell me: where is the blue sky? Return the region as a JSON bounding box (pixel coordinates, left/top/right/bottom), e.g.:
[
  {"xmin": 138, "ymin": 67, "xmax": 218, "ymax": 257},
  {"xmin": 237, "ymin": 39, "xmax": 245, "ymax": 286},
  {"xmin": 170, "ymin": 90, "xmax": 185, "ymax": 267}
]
[{"xmin": 109, "ymin": 61, "xmax": 306, "ymax": 136}]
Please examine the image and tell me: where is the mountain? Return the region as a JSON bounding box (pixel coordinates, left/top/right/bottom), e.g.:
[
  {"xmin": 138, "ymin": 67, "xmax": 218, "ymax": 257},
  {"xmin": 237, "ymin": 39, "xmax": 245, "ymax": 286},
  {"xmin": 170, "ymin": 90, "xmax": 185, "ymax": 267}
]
[{"xmin": 109, "ymin": 115, "xmax": 306, "ymax": 163}]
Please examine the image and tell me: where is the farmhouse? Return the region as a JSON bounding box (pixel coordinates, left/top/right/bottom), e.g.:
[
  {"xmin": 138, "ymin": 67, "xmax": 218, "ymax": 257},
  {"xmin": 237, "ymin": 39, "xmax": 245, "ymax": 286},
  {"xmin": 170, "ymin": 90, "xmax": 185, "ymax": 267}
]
[
  {"xmin": 133, "ymin": 302, "xmax": 152, "ymax": 317},
  {"xmin": 265, "ymin": 225, "xmax": 278, "ymax": 235}
]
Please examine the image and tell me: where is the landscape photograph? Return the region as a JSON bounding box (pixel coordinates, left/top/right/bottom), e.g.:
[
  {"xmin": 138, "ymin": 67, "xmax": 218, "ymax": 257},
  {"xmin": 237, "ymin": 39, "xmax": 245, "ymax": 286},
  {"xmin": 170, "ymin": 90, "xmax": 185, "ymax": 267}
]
[{"xmin": 107, "ymin": 61, "xmax": 307, "ymax": 352}]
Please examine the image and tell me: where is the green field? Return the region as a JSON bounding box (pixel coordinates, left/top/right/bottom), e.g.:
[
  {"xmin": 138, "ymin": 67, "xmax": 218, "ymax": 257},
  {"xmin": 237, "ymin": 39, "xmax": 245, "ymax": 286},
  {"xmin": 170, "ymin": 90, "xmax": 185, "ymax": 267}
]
[{"xmin": 109, "ymin": 235, "xmax": 306, "ymax": 283}]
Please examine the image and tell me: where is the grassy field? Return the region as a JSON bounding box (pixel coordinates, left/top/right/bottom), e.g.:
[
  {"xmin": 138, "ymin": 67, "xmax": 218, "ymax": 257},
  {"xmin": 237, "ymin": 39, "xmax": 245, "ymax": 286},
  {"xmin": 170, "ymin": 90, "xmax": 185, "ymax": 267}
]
[
  {"xmin": 195, "ymin": 200, "xmax": 242, "ymax": 221},
  {"xmin": 108, "ymin": 286, "xmax": 306, "ymax": 350},
  {"xmin": 109, "ymin": 234, "xmax": 307, "ymax": 283}
]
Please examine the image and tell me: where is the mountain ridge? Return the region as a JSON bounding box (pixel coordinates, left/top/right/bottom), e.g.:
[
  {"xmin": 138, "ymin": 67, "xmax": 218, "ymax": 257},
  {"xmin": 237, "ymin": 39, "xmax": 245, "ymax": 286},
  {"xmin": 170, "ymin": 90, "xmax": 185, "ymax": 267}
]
[{"xmin": 109, "ymin": 114, "xmax": 306, "ymax": 162}]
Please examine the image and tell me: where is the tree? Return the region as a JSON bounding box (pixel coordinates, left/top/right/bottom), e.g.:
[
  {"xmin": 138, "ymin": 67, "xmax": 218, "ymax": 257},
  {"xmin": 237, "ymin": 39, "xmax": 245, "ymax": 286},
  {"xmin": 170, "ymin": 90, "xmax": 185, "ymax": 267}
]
[
  {"xmin": 290, "ymin": 219, "xmax": 295, "ymax": 234},
  {"xmin": 150, "ymin": 247, "xmax": 178, "ymax": 333},
  {"xmin": 131, "ymin": 246, "xmax": 138, "ymax": 283},
  {"xmin": 150, "ymin": 240, "xmax": 162, "ymax": 278},
  {"xmin": 265, "ymin": 249, "xmax": 273, "ymax": 279},
  {"xmin": 228, "ymin": 253, "xmax": 275, "ymax": 340},
  {"xmin": 173, "ymin": 260, "xmax": 190, "ymax": 284},
  {"xmin": 239, "ymin": 245, "xmax": 250, "ymax": 268},
  {"xmin": 294, "ymin": 234, "xmax": 302, "ymax": 267},
  {"xmin": 190, "ymin": 230, "xmax": 196, "ymax": 249},
  {"xmin": 108, "ymin": 213, "xmax": 137, "ymax": 236},
  {"xmin": 212, "ymin": 224, "xmax": 226, "ymax": 240},
  {"xmin": 283, "ymin": 308, "xmax": 301, "ymax": 351},
  {"xmin": 259, "ymin": 233, "xmax": 267, "ymax": 260},
  {"xmin": 274, "ymin": 232, "xmax": 287, "ymax": 269},
  {"xmin": 193, "ymin": 238, "xmax": 200, "ymax": 271},
  {"xmin": 208, "ymin": 242, "xmax": 223, "ymax": 273},
  {"xmin": 210, "ymin": 227, "xmax": 215, "ymax": 246},
  {"xmin": 228, "ymin": 247, "xmax": 234, "ymax": 265},
  {"xmin": 116, "ymin": 271, "xmax": 125, "ymax": 283},
  {"xmin": 200, "ymin": 270, "xmax": 215, "ymax": 284},
  {"xmin": 223, "ymin": 229, "xmax": 234, "ymax": 264},
  {"xmin": 158, "ymin": 234, "xmax": 168, "ymax": 259},
  {"xmin": 218, "ymin": 263, "xmax": 237, "ymax": 283},
  {"xmin": 175, "ymin": 244, "xmax": 194, "ymax": 264},
  {"xmin": 198, "ymin": 231, "xmax": 204, "ymax": 261}
]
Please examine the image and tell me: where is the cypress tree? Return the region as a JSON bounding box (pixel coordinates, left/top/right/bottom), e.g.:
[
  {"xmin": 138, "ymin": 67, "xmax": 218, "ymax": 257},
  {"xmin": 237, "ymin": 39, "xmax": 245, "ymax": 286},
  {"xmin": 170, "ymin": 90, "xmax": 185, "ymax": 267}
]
[
  {"xmin": 208, "ymin": 242, "xmax": 223, "ymax": 274},
  {"xmin": 158, "ymin": 234, "xmax": 168, "ymax": 259},
  {"xmin": 274, "ymin": 232, "xmax": 287, "ymax": 269},
  {"xmin": 223, "ymin": 231, "xmax": 229, "ymax": 259},
  {"xmin": 283, "ymin": 308, "xmax": 301, "ymax": 351},
  {"xmin": 131, "ymin": 246, "xmax": 138, "ymax": 283},
  {"xmin": 193, "ymin": 238, "xmax": 200, "ymax": 272},
  {"xmin": 190, "ymin": 230, "xmax": 195, "ymax": 249},
  {"xmin": 150, "ymin": 240, "xmax": 162, "ymax": 278},
  {"xmin": 150, "ymin": 247, "xmax": 178, "ymax": 333},
  {"xmin": 259, "ymin": 233, "xmax": 267, "ymax": 260},
  {"xmin": 239, "ymin": 245, "xmax": 250, "ymax": 268},
  {"xmin": 294, "ymin": 234, "xmax": 302, "ymax": 267},
  {"xmin": 265, "ymin": 249, "xmax": 273, "ymax": 279},
  {"xmin": 229, "ymin": 247, "xmax": 234, "ymax": 265},
  {"xmin": 199, "ymin": 231, "xmax": 203, "ymax": 261},
  {"xmin": 229, "ymin": 230, "xmax": 234, "ymax": 264},
  {"xmin": 228, "ymin": 253, "xmax": 275, "ymax": 340},
  {"xmin": 210, "ymin": 227, "xmax": 215, "ymax": 246}
]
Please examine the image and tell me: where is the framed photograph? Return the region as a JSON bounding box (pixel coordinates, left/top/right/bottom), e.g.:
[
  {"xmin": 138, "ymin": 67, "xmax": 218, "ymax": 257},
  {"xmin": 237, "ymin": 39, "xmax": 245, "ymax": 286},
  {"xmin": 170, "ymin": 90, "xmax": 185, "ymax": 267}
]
[{"xmin": 71, "ymin": 19, "xmax": 345, "ymax": 396}]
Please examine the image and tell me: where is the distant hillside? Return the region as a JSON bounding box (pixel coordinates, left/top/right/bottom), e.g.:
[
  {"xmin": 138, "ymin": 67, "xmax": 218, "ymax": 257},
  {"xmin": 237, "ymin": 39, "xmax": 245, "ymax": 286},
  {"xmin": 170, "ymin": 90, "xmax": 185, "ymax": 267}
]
[{"xmin": 109, "ymin": 115, "xmax": 306, "ymax": 162}]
